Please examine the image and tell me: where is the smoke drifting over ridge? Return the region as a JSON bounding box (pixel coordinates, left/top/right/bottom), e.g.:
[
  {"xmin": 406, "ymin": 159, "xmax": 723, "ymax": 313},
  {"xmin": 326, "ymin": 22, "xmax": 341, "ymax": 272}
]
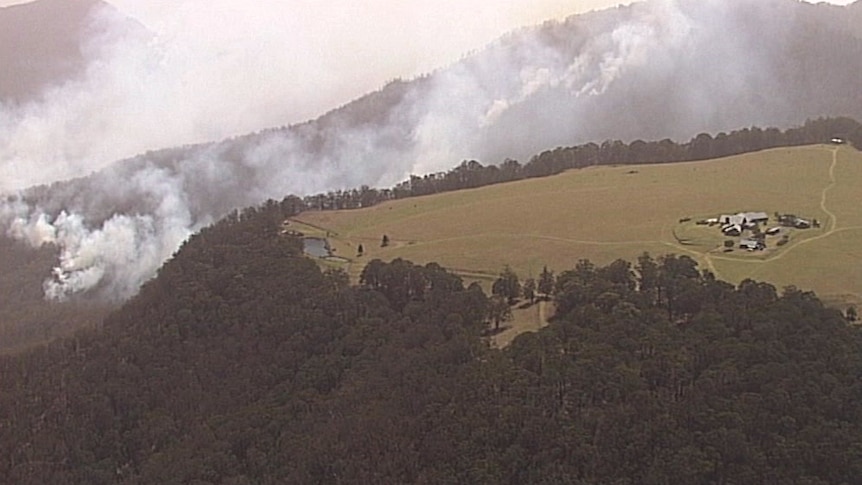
[
  {"xmin": 1, "ymin": 0, "xmax": 626, "ymax": 190},
  {"xmin": 2, "ymin": 0, "xmax": 862, "ymax": 301}
]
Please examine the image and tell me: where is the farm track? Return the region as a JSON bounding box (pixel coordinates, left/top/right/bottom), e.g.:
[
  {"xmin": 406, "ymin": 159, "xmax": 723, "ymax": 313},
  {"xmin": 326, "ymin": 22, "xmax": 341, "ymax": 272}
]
[
  {"xmin": 697, "ymin": 146, "xmax": 847, "ymax": 279},
  {"xmin": 492, "ymin": 299, "xmax": 553, "ymax": 348},
  {"xmin": 756, "ymin": 147, "xmax": 840, "ymax": 260},
  {"xmin": 708, "ymin": 147, "xmax": 842, "ymax": 268},
  {"xmin": 296, "ymin": 145, "xmax": 859, "ymax": 308},
  {"xmin": 398, "ymin": 146, "xmax": 846, "ymax": 284}
]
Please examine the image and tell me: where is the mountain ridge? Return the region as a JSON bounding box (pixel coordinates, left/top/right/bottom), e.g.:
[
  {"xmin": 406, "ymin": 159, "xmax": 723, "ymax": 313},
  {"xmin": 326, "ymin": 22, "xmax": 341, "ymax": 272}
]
[{"xmin": 3, "ymin": 0, "xmax": 862, "ymax": 303}]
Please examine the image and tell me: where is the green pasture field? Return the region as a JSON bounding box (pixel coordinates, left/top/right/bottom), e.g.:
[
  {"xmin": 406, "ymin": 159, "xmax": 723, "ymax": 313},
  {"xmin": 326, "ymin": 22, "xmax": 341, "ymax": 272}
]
[{"xmin": 292, "ymin": 144, "xmax": 862, "ymax": 307}]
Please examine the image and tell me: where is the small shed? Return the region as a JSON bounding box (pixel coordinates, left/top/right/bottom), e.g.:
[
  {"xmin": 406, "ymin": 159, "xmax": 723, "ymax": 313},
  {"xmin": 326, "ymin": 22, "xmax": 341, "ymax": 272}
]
[{"xmin": 739, "ymin": 239, "xmax": 763, "ymax": 251}]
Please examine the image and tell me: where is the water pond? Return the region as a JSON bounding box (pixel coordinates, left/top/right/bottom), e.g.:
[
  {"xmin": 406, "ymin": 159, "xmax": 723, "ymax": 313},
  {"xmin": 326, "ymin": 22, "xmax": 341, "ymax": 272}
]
[{"xmin": 302, "ymin": 237, "xmax": 331, "ymax": 258}]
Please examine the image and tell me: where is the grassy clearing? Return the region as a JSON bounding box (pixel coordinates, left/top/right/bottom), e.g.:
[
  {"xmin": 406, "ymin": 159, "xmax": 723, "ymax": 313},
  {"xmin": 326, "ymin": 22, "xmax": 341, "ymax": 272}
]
[
  {"xmin": 490, "ymin": 300, "xmax": 554, "ymax": 348},
  {"xmin": 293, "ymin": 144, "xmax": 862, "ymax": 307}
]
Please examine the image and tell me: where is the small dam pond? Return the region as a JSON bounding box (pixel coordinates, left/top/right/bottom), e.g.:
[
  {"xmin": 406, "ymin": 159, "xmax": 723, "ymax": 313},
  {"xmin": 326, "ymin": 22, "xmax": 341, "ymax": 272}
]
[{"xmin": 302, "ymin": 237, "xmax": 331, "ymax": 258}]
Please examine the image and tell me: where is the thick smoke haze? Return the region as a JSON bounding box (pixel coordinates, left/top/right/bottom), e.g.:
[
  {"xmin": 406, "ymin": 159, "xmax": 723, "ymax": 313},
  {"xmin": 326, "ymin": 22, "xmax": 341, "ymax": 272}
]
[
  {"xmin": 0, "ymin": 0, "xmax": 632, "ymax": 190},
  {"xmin": 1, "ymin": 0, "xmax": 861, "ymax": 301}
]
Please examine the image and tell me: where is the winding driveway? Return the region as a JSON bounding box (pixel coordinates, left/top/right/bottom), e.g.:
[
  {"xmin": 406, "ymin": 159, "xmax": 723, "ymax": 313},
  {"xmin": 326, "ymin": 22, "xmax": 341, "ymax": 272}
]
[{"xmin": 696, "ymin": 146, "xmax": 853, "ymax": 280}]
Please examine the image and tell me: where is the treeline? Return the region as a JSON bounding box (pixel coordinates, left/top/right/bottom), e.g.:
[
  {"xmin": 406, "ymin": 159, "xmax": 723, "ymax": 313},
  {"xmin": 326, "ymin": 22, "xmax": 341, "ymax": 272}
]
[
  {"xmin": 1, "ymin": 200, "xmax": 862, "ymax": 483},
  {"xmin": 304, "ymin": 116, "xmax": 862, "ymax": 210},
  {"xmin": 0, "ymin": 200, "xmax": 488, "ymax": 483}
]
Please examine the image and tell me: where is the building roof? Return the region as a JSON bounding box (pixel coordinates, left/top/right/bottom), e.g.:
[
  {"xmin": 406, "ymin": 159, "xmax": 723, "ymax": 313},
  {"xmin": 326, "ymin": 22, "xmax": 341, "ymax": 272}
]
[
  {"xmin": 722, "ymin": 224, "xmax": 742, "ymax": 234},
  {"xmin": 745, "ymin": 212, "xmax": 769, "ymax": 221},
  {"xmin": 722, "ymin": 214, "xmax": 747, "ymax": 226}
]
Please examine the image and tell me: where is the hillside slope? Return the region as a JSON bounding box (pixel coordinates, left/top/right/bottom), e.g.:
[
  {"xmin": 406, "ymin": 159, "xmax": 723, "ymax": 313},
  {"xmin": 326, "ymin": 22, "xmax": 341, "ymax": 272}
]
[
  {"xmin": 3, "ymin": 0, "xmax": 862, "ymax": 304},
  {"xmin": 1, "ymin": 201, "xmax": 861, "ymax": 483},
  {"xmin": 295, "ymin": 142, "xmax": 862, "ymax": 308}
]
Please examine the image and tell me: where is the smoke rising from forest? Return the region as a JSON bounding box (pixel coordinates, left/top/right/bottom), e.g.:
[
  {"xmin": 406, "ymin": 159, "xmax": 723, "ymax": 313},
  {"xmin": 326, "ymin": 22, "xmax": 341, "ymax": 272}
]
[{"xmin": 1, "ymin": 0, "xmax": 861, "ymax": 301}]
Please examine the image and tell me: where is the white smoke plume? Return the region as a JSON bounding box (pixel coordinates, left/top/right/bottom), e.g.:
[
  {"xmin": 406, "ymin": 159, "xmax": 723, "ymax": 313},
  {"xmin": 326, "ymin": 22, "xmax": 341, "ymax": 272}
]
[
  {"xmin": 0, "ymin": 0, "xmax": 628, "ymax": 191},
  {"xmin": 1, "ymin": 0, "xmax": 861, "ymax": 301}
]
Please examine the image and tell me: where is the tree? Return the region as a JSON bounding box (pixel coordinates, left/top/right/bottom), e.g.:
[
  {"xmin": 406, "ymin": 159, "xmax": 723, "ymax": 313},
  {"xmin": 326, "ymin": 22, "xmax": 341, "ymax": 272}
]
[
  {"xmin": 538, "ymin": 266, "xmax": 555, "ymax": 299},
  {"xmin": 636, "ymin": 252, "xmax": 659, "ymax": 296},
  {"xmin": 323, "ymin": 267, "xmax": 350, "ymax": 289},
  {"xmin": 381, "ymin": 234, "xmax": 390, "ymax": 247},
  {"xmin": 847, "ymin": 305, "xmax": 858, "ymax": 322},
  {"xmin": 597, "ymin": 259, "xmax": 636, "ymax": 291},
  {"xmin": 360, "ymin": 259, "xmax": 386, "ymax": 289},
  {"xmin": 487, "ymin": 295, "xmax": 512, "ymax": 331},
  {"xmin": 572, "ymin": 259, "xmax": 597, "ymax": 285},
  {"xmin": 690, "ymin": 132, "xmax": 714, "ymax": 160},
  {"xmin": 357, "ymin": 244, "xmax": 364, "ymax": 256},
  {"xmin": 523, "ymin": 278, "xmax": 536, "ymax": 304},
  {"xmin": 492, "ymin": 266, "xmax": 521, "ymax": 304},
  {"xmin": 657, "ymin": 254, "xmax": 702, "ymax": 320}
]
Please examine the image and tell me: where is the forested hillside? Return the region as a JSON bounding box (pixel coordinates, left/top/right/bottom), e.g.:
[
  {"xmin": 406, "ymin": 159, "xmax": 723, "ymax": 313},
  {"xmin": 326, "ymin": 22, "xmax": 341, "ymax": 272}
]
[
  {"xmin": 6, "ymin": 0, "xmax": 862, "ymax": 309},
  {"xmin": 0, "ymin": 235, "xmax": 110, "ymax": 354},
  {"xmin": 2, "ymin": 200, "xmax": 860, "ymax": 483},
  {"xmin": 3, "ymin": 1, "xmax": 862, "ymax": 478},
  {"xmin": 4, "ymin": 116, "xmax": 858, "ymax": 353}
]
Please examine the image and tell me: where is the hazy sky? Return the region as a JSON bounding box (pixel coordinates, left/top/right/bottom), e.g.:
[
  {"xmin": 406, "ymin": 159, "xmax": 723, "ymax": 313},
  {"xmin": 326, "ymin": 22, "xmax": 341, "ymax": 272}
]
[{"xmin": 1, "ymin": 0, "xmax": 650, "ymax": 191}]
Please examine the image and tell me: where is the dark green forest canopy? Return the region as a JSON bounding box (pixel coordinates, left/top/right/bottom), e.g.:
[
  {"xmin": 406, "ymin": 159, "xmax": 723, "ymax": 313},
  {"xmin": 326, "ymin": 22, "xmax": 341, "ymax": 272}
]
[{"xmin": 1, "ymin": 202, "xmax": 861, "ymax": 484}]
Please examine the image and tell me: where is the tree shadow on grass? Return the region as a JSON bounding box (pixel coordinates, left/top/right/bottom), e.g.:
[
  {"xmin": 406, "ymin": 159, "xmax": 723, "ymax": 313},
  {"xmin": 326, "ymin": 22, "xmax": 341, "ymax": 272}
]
[{"xmin": 481, "ymin": 325, "xmax": 511, "ymax": 337}]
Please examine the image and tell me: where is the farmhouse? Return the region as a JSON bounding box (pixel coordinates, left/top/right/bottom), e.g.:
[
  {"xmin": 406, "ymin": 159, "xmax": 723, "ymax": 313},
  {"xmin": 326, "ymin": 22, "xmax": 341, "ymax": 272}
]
[
  {"xmin": 719, "ymin": 214, "xmax": 746, "ymax": 226},
  {"xmin": 719, "ymin": 212, "xmax": 768, "ymax": 226},
  {"xmin": 718, "ymin": 211, "xmax": 768, "ymax": 236}
]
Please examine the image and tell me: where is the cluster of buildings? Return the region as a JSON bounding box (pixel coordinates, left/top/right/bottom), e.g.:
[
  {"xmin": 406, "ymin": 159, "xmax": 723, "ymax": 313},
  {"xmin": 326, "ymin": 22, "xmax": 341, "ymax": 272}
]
[
  {"xmin": 719, "ymin": 212, "xmax": 769, "ymax": 236},
  {"xmin": 698, "ymin": 212, "xmax": 770, "ymax": 237},
  {"xmin": 776, "ymin": 213, "xmax": 814, "ymax": 229},
  {"xmin": 693, "ymin": 210, "xmax": 817, "ymax": 252}
]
